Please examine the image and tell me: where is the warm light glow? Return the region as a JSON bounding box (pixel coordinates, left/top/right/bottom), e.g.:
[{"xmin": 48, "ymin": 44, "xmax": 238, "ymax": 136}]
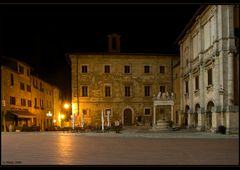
[
  {"xmin": 72, "ymin": 103, "xmax": 77, "ymax": 115},
  {"xmin": 46, "ymin": 111, "xmax": 52, "ymax": 117},
  {"xmin": 64, "ymin": 103, "xmax": 70, "ymax": 109},
  {"xmin": 61, "ymin": 114, "xmax": 65, "ymax": 119},
  {"xmin": 53, "ymin": 119, "xmax": 57, "ymax": 123}
]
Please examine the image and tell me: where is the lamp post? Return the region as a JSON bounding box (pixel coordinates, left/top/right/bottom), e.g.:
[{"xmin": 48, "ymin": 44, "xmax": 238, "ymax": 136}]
[
  {"xmin": 63, "ymin": 102, "xmax": 72, "ymax": 129},
  {"xmin": 46, "ymin": 111, "xmax": 53, "ymax": 129}
]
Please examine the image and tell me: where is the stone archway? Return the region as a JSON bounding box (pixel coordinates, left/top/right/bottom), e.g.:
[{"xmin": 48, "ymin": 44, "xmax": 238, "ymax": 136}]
[
  {"xmin": 123, "ymin": 108, "xmax": 132, "ymax": 126},
  {"xmin": 184, "ymin": 105, "xmax": 190, "ymax": 126},
  {"xmin": 206, "ymin": 101, "xmax": 214, "ymax": 130}
]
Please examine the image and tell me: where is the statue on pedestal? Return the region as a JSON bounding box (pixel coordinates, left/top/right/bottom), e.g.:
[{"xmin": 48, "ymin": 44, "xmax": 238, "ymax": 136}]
[{"xmin": 157, "ymin": 91, "xmax": 161, "ymax": 99}]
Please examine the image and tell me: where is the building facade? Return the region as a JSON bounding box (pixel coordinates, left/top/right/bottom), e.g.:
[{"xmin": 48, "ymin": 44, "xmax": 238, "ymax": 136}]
[
  {"xmin": 67, "ymin": 34, "xmax": 179, "ymax": 128},
  {"xmin": 178, "ymin": 5, "xmax": 239, "ymax": 133},
  {"xmin": 1, "ymin": 56, "xmax": 63, "ymax": 131}
]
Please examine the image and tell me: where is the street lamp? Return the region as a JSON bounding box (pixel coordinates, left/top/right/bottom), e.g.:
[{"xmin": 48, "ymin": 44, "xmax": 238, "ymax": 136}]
[
  {"xmin": 63, "ymin": 102, "xmax": 72, "ymax": 129},
  {"xmin": 64, "ymin": 103, "xmax": 70, "ymax": 110}
]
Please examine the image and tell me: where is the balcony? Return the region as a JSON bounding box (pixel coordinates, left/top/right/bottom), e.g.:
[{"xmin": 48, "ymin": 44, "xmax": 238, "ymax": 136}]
[{"xmin": 153, "ymin": 92, "xmax": 174, "ymax": 106}]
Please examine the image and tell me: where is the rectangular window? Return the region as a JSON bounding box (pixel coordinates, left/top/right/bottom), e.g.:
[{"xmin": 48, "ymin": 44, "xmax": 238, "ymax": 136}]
[
  {"xmin": 10, "ymin": 96, "xmax": 16, "ymax": 105},
  {"xmin": 104, "ymin": 65, "xmax": 110, "ymax": 73},
  {"xmin": 208, "ymin": 68, "xmax": 212, "ymax": 85},
  {"xmin": 195, "ymin": 76, "xmax": 199, "ymax": 90},
  {"xmin": 160, "ymin": 66, "xmax": 165, "ymax": 74},
  {"xmin": 144, "ymin": 86, "xmax": 150, "ymax": 96},
  {"xmin": 185, "ymin": 81, "xmax": 189, "ymax": 93},
  {"xmin": 35, "ymin": 79, "xmax": 38, "ymax": 89},
  {"xmin": 82, "ymin": 86, "xmax": 88, "ymax": 97},
  {"xmin": 34, "ymin": 98, "xmax": 37, "ymax": 107},
  {"xmin": 18, "ymin": 65, "xmax": 24, "ymax": 74},
  {"xmin": 20, "ymin": 82, "xmax": 25, "ymax": 90},
  {"xmin": 144, "ymin": 65, "xmax": 150, "ymax": 73},
  {"xmin": 28, "ymin": 100, "xmax": 32, "ymax": 107},
  {"xmin": 145, "ymin": 108, "xmax": 151, "ymax": 115},
  {"xmin": 27, "ymin": 69, "xmax": 30, "ymax": 76},
  {"xmin": 11, "ymin": 73, "xmax": 14, "ymax": 86},
  {"xmin": 83, "ymin": 109, "xmax": 88, "ymax": 115},
  {"xmin": 125, "ymin": 86, "xmax": 131, "ymax": 97},
  {"xmin": 82, "ymin": 65, "xmax": 88, "ymax": 73},
  {"xmin": 27, "ymin": 85, "xmax": 31, "ymax": 92},
  {"xmin": 124, "ymin": 65, "xmax": 130, "ymax": 73},
  {"xmin": 105, "ymin": 109, "xmax": 112, "ymax": 117},
  {"xmin": 160, "ymin": 86, "xmax": 165, "ymax": 93},
  {"xmin": 105, "ymin": 86, "xmax": 111, "ymax": 97},
  {"xmin": 21, "ymin": 98, "xmax": 26, "ymax": 106}
]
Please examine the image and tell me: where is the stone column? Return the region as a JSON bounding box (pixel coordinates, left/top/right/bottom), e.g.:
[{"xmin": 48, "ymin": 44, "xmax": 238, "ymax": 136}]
[
  {"xmin": 187, "ymin": 110, "xmax": 191, "ymax": 128},
  {"xmin": 197, "ymin": 109, "xmax": 203, "ymax": 131},
  {"xmin": 211, "ymin": 107, "xmax": 218, "ymax": 132},
  {"xmin": 227, "ymin": 52, "xmax": 234, "ymax": 106},
  {"xmin": 171, "ymin": 105, "xmax": 174, "ymax": 122}
]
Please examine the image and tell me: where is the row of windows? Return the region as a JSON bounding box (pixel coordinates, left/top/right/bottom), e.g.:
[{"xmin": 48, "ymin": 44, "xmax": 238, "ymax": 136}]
[
  {"xmin": 10, "ymin": 73, "xmax": 52, "ymax": 95},
  {"xmin": 81, "ymin": 85, "xmax": 166, "ymax": 97},
  {"xmin": 82, "ymin": 108, "xmax": 152, "ymax": 116},
  {"xmin": 10, "ymin": 96, "xmax": 51, "ymax": 108},
  {"xmin": 18, "ymin": 64, "xmax": 30, "ymax": 76},
  {"xmin": 81, "ymin": 65, "xmax": 166, "ymax": 74},
  {"xmin": 185, "ymin": 68, "xmax": 212, "ymax": 93}
]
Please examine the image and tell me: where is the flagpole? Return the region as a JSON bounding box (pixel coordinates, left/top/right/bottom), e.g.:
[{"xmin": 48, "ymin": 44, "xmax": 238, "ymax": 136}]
[{"xmin": 101, "ymin": 109, "xmax": 104, "ymax": 132}]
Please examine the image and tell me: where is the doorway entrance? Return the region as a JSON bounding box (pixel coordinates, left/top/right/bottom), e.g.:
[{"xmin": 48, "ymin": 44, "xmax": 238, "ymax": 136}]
[{"xmin": 124, "ymin": 109, "xmax": 132, "ymax": 126}]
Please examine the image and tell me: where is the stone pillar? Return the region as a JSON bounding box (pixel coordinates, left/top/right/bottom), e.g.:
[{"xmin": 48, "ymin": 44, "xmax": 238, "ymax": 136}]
[
  {"xmin": 227, "ymin": 52, "xmax": 234, "ymax": 106},
  {"xmin": 211, "ymin": 107, "xmax": 218, "ymax": 133},
  {"xmin": 226, "ymin": 106, "xmax": 239, "ymax": 134},
  {"xmin": 177, "ymin": 111, "xmax": 182, "ymax": 126},
  {"xmin": 197, "ymin": 111, "xmax": 203, "ymax": 131},
  {"xmin": 187, "ymin": 110, "xmax": 191, "ymax": 128}
]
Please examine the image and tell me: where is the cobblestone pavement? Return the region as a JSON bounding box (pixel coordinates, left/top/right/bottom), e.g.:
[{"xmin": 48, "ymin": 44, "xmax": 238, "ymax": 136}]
[{"xmin": 1, "ymin": 127, "xmax": 239, "ymax": 166}]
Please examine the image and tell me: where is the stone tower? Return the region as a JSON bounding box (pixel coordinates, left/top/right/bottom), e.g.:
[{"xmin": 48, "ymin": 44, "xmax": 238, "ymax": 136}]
[{"xmin": 108, "ymin": 33, "xmax": 121, "ymax": 53}]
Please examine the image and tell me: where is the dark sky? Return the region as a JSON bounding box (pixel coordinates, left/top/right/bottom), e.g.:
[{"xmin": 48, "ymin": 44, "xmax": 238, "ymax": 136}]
[{"xmin": 1, "ymin": 4, "xmax": 201, "ymax": 100}]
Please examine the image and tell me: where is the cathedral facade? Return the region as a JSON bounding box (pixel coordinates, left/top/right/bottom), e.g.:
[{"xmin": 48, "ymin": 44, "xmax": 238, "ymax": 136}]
[{"xmin": 178, "ymin": 5, "xmax": 239, "ymax": 133}]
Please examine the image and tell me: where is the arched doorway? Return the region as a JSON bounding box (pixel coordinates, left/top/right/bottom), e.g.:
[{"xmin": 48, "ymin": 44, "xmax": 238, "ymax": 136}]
[
  {"xmin": 194, "ymin": 104, "xmax": 200, "ymax": 128},
  {"xmin": 124, "ymin": 109, "xmax": 132, "ymax": 126},
  {"xmin": 184, "ymin": 105, "xmax": 189, "ymax": 126},
  {"xmin": 206, "ymin": 101, "xmax": 214, "ymax": 130}
]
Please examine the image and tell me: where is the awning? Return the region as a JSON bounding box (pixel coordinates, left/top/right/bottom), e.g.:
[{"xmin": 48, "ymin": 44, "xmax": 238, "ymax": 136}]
[{"xmin": 7, "ymin": 110, "xmax": 37, "ymax": 119}]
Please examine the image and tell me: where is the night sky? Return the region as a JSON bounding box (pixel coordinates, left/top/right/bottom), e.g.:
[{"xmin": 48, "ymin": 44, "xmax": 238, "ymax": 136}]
[{"xmin": 1, "ymin": 4, "xmax": 201, "ymax": 100}]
